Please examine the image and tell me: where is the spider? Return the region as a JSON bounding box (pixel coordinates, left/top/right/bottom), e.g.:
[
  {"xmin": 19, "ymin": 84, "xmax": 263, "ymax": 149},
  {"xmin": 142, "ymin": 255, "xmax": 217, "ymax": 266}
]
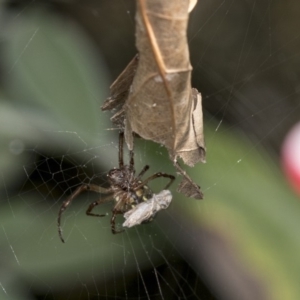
[{"xmin": 57, "ymin": 132, "xmax": 175, "ymax": 242}]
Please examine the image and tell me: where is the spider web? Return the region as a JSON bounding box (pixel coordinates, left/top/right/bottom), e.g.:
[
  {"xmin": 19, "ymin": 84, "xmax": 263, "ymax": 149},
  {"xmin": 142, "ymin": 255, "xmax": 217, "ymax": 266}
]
[{"xmin": 1, "ymin": 1, "xmax": 300, "ymax": 300}]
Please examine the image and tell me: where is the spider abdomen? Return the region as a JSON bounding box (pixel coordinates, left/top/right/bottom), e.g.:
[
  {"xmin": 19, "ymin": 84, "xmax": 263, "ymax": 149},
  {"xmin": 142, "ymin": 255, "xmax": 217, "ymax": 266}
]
[{"xmin": 133, "ymin": 185, "xmax": 153, "ymax": 204}]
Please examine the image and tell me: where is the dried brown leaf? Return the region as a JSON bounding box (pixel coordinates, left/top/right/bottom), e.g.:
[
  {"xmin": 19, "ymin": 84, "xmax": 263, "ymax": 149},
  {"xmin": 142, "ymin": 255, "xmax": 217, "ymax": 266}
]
[
  {"xmin": 102, "ymin": 55, "xmax": 139, "ymax": 127},
  {"xmin": 102, "ymin": 0, "xmax": 205, "ymax": 199},
  {"xmin": 175, "ymin": 162, "xmax": 203, "ymax": 199}
]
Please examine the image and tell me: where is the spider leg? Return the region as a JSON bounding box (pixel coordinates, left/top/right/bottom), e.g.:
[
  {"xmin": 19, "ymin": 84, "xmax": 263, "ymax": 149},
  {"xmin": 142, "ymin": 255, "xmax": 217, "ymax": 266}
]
[
  {"xmin": 136, "ymin": 172, "xmax": 175, "ymax": 190},
  {"xmin": 129, "ymin": 150, "xmax": 134, "ymax": 171},
  {"xmin": 119, "ymin": 132, "xmax": 124, "ymax": 168},
  {"xmin": 137, "ymin": 165, "xmax": 149, "ymax": 179},
  {"xmin": 111, "ymin": 210, "xmax": 125, "ymax": 234},
  {"xmin": 86, "ymin": 194, "xmax": 114, "ymax": 217},
  {"xmin": 58, "ymin": 184, "xmax": 112, "ymax": 243},
  {"xmin": 120, "ymin": 131, "xmax": 135, "ymax": 172}
]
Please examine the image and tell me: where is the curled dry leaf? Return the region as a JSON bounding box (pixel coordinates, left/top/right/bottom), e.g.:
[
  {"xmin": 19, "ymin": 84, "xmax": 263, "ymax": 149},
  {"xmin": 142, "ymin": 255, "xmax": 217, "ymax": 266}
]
[
  {"xmin": 123, "ymin": 190, "xmax": 172, "ymax": 228},
  {"xmin": 102, "ymin": 0, "xmax": 205, "ymax": 199}
]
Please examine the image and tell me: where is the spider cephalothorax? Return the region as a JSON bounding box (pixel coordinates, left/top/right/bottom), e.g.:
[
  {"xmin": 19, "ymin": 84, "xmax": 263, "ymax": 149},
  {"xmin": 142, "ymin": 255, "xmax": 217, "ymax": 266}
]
[
  {"xmin": 107, "ymin": 166, "xmax": 135, "ymax": 189},
  {"xmin": 57, "ymin": 132, "xmax": 175, "ymax": 242}
]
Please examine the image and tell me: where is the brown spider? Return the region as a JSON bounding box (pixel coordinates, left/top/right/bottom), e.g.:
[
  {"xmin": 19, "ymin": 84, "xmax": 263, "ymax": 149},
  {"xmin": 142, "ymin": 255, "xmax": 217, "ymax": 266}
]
[{"xmin": 57, "ymin": 132, "xmax": 175, "ymax": 242}]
